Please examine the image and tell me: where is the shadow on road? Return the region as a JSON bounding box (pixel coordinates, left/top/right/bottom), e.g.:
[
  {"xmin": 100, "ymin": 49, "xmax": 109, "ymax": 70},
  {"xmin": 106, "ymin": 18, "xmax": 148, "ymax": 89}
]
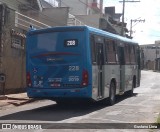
[
  {"xmin": 0, "ymin": 102, "xmax": 106, "ymax": 121},
  {"xmin": 116, "ymin": 93, "xmax": 138, "ymax": 104},
  {"xmin": 0, "ymin": 93, "xmax": 138, "ymax": 122}
]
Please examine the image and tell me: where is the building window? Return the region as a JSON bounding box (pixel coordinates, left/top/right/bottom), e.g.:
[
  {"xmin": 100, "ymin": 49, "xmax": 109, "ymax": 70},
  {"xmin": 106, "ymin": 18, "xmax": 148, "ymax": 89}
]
[
  {"xmin": 12, "ymin": 38, "xmax": 22, "ymax": 46},
  {"xmin": 11, "ymin": 29, "xmax": 26, "ymax": 50}
]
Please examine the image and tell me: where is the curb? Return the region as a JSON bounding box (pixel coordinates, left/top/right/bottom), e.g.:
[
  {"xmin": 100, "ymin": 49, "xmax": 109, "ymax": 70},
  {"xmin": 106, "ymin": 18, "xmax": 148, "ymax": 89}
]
[
  {"xmin": 7, "ymin": 97, "xmax": 29, "ymax": 101},
  {"xmin": 0, "ymin": 99, "xmax": 37, "ymax": 108},
  {"xmin": 0, "ymin": 95, "xmax": 8, "ymax": 100}
]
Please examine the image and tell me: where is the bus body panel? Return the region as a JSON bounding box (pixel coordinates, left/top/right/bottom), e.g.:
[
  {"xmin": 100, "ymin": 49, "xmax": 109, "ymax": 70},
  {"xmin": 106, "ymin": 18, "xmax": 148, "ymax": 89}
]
[
  {"xmin": 27, "ymin": 87, "xmax": 91, "ymax": 99},
  {"xmin": 101, "ymin": 65, "xmax": 120, "ymax": 99},
  {"xmin": 26, "ymin": 27, "xmax": 92, "ymax": 99},
  {"xmin": 91, "ymin": 65, "xmax": 98, "ymax": 100},
  {"xmin": 88, "ymin": 27, "xmax": 139, "ymax": 101},
  {"xmin": 104, "ymin": 65, "xmax": 120, "ymax": 95},
  {"xmin": 26, "ymin": 26, "xmax": 140, "ymax": 103},
  {"xmin": 124, "ymin": 65, "xmax": 135, "ymax": 91}
]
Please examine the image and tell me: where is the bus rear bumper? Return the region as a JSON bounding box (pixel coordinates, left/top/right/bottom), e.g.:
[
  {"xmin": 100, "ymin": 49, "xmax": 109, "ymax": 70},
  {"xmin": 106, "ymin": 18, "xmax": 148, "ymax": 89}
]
[{"xmin": 27, "ymin": 87, "xmax": 92, "ymax": 99}]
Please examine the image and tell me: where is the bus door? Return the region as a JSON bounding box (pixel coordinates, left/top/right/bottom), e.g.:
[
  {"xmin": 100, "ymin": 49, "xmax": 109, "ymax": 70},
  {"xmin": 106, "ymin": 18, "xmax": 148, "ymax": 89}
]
[
  {"xmin": 96, "ymin": 43, "xmax": 105, "ymax": 99},
  {"xmin": 118, "ymin": 45, "xmax": 125, "ymax": 93}
]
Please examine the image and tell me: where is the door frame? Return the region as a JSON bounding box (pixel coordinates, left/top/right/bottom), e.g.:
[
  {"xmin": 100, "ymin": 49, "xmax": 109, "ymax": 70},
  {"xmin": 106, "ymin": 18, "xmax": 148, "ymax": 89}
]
[
  {"xmin": 118, "ymin": 44, "xmax": 125, "ymax": 93},
  {"xmin": 96, "ymin": 42, "xmax": 105, "ymax": 99}
]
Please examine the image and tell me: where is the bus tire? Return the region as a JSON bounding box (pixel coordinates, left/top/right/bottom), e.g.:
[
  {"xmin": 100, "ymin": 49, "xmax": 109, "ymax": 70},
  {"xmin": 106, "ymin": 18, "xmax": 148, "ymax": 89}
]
[{"xmin": 109, "ymin": 81, "xmax": 116, "ymax": 106}]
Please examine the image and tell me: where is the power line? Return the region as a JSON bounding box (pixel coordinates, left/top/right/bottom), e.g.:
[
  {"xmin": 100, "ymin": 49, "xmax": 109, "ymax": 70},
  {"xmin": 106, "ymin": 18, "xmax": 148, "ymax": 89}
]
[
  {"xmin": 131, "ymin": 17, "xmax": 141, "ymax": 27},
  {"xmin": 130, "ymin": 18, "xmax": 145, "ymax": 37}
]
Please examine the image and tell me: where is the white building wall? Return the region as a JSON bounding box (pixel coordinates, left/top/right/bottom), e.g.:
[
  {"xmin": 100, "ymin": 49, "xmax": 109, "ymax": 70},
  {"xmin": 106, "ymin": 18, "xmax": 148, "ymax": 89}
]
[
  {"xmin": 61, "ymin": 0, "xmax": 88, "ymax": 15},
  {"xmin": 141, "ymin": 43, "xmax": 160, "ymax": 70},
  {"xmin": 75, "ymin": 14, "xmax": 101, "ymax": 28}
]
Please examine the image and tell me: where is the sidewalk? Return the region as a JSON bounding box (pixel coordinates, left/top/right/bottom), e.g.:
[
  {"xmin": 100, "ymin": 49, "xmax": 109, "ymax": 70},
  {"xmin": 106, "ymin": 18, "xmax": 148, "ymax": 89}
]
[{"xmin": 0, "ymin": 93, "xmax": 36, "ymax": 108}]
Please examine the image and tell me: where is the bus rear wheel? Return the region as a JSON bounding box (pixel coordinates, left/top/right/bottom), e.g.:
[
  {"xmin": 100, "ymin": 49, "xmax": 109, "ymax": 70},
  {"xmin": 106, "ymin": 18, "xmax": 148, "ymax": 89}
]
[{"xmin": 109, "ymin": 81, "xmax": 116, "ymax": 106}]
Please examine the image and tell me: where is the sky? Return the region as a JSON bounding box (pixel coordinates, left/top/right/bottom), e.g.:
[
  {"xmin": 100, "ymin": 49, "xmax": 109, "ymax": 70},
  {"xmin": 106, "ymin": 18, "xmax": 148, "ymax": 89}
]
[{"xmin": 104, "ymin": 0, "xmax": 160, "ymax": 44}]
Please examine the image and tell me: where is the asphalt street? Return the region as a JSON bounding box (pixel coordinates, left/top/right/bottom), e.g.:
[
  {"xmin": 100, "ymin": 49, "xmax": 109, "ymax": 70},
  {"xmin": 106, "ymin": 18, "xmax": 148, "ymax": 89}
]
[{"xmin": 0, "ymin": 70, "xmax": 160, "ymax": 132}]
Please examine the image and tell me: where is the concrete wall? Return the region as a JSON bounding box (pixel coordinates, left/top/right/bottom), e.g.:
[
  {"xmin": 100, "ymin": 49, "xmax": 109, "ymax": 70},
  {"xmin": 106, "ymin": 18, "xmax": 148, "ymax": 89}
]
[
  {"xmin": 0, "ymin": 5, "xmax": 26, "ymax": 94},
  {"xmin": 0, "ymin": 0, "xmax": 39, "ymax": 11},
  {"xmin": 61, "ymin": 0, "xmax": 103, "ymax": 15},
  {"xmin": 61, "ymin": 0, "xmax": 88, "ymax": 15},
  {"xmin": 0, "ymin": 2, "xmax": 69, "ymax": 94},
  {"xmin": 41, "ymin": 7, "xmax": 69, "ymax": 26},
  {"xmin": 20, "ymin": 7, "xmax": 69, "ymax": 28},
  {"xmin": 76, "ymin": 14, "xmax": 102, "ymax": 28},
  {"xmin": 1, "ymin": 0, "xmax": 69, "ymax": 28},
  {"xmin": 140, "ymin": 44, "xmax": 160, "ymax": 70}
]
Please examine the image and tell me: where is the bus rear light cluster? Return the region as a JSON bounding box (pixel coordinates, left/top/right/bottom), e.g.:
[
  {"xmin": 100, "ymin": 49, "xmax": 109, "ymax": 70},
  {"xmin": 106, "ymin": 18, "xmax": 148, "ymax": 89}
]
[
  {"xmin": 26, "ymin": 72, "xmax": 32, "ymax": 87},
  {"xmin": 82, "ymin": 69, "xmax": 89, "ymax": 86}
]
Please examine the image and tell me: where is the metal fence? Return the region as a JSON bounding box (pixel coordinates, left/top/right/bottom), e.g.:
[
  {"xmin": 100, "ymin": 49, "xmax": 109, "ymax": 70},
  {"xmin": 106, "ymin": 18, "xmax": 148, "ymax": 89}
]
[
  {"xmin": 15, "ymin": 12, "xmax": 51, "ymax": 30},
  {"xmin": 67, "ymin": 14, "xmax": 85, "ymax": 26}
]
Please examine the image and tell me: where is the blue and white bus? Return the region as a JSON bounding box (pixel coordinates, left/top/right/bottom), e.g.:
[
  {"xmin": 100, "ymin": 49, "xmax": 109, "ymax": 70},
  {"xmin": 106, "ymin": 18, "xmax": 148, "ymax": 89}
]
[{"xmin": 26, "ymin": 26, "xmax": 141, "ymax": 105}]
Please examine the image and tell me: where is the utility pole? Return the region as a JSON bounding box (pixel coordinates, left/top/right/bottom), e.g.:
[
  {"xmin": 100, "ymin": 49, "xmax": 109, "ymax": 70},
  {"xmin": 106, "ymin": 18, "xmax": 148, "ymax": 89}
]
[
  {"xmin": 119, "ymin": 0, "xmax": 140, "ymax": 36},
  {"xmin": 130, "ymin": 19, "xmax": 145, "ymax": 37},
  {"xmin": 59, "ymin": 0, "xmax": 62, "ymax": 7},
  {"xmin": 121, "ymin": 0, "xmax": 125, "ymax": 36}
]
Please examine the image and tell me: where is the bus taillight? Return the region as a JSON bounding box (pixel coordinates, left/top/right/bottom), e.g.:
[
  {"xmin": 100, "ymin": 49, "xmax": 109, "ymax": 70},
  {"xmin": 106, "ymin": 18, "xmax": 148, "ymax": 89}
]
[
  {"xmin": 82, "ymin": 70, "xmax": 88, "ymax": 86},
  {"xmin": 26, "ymin": 72, "xmax": 32, "ymax": 87}
]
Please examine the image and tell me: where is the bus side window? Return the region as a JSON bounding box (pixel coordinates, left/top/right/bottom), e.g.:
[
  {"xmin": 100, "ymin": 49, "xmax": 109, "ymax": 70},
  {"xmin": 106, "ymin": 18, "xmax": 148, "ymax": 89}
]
[
  {"xmin": 125, "ymin": 44, "xmax": 131, "ymax": 64},
  {"xmin": 104, "ymin": 40, "xmax": 108, "ymax": 63},
  {"xmin": 130, "ymin": 45, "xmax": 136, "ymax": 64},
  {"xmin": 107, "ymin": 40, "xmax": 117, "ymax": 64},
  {"xmin": 90, "ymin": 35, "xmax": 96, "ymax": 63}
]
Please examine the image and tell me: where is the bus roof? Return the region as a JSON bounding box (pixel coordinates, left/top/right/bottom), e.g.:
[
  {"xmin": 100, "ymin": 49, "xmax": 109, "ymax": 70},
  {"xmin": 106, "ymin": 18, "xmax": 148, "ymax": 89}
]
[
  {"xmin": 87, "ymin": 26, "xmax": 138, "ymax": 44},
  {"xmin": 28, "ymin": 26, "xmax": 138, "ymax": 45}
]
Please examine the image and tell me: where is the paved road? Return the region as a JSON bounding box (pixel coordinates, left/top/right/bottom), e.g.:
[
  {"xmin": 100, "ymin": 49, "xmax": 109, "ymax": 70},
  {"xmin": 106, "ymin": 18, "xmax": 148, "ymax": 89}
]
[{"xmin": 0, "ymin": 70, "xmax": 160, "ymax": 131}]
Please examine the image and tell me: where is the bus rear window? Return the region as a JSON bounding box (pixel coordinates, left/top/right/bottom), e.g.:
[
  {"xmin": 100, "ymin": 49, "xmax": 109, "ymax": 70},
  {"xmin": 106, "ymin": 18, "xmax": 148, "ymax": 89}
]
[
  {"xmin": 37, "ymin": 33, "xmax": 57, "ymax": 51},
  {"xmin": 28, "ymin": 31, "xmax": 84, "ymax": 53}
]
